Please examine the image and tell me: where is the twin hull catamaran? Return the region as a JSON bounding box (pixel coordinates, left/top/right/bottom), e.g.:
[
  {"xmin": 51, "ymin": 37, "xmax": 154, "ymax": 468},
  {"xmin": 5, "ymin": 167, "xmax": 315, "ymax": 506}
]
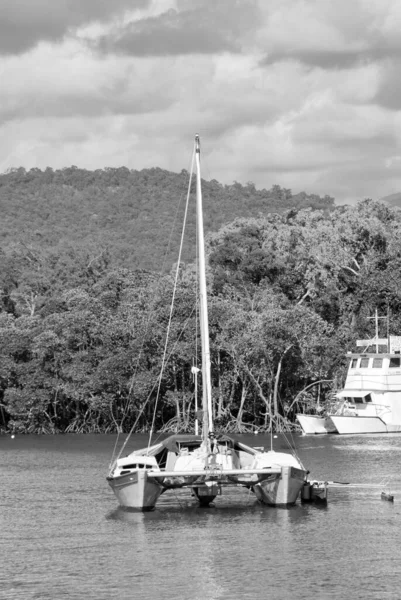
[
  {"xmin": 297, "ymin": 332, "xmax": 401, "ymax": 435},
  {"xmin": 108, "ymin": 434, "xmax": 308, "ymax": 510},
  {"xmin": 107, "ymin": 135, "xmax": 309, "ymax": 510}
]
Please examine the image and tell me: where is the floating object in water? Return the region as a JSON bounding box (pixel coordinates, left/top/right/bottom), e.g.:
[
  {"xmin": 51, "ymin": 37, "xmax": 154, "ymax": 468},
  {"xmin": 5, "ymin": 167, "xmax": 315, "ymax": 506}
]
[
  {"xmin": 381, "ymin": 491, "xmax": 394, "ymax": 502},
  {"xmin": 301, "ymin": 481, "xmax": 328, "ymax": 504},
  {"xmin": 300, "ymin": 482, "xmax": 311, "ymax": 502},
  {"xmin": 11, "ymin": 435, "xmax": 15, "ymax": 439},
  {"xmin": 311, "ymin": 481, "xmax": 328, "ymax": 504}
]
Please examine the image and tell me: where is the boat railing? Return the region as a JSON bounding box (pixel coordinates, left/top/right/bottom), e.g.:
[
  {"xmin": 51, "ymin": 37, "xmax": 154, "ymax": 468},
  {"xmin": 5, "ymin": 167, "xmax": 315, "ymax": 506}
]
[
  {"xmin": 332, "ymin": 401, "xmax": 391, "ymax": 418},
  {"xmin": 373, "ymin": 404, "xmax": 391, "ymax": 418}
]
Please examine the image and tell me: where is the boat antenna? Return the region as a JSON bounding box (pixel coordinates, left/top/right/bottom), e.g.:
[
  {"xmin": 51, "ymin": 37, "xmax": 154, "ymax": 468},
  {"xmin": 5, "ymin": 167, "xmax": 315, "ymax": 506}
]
[
  {"xmin": 387, "ymin": 306, "xmax": 390, "ymax": 350},
  {"xmin": 367, "ymin": 309, "xmax": 387, "ymax": 353}
]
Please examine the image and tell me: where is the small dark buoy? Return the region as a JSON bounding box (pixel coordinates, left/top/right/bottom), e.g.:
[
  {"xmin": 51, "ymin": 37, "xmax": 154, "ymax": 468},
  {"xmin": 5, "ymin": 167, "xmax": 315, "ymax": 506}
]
[{"xmin": 381, "ymin": 491, "xmax": 394, "ymax": 502}]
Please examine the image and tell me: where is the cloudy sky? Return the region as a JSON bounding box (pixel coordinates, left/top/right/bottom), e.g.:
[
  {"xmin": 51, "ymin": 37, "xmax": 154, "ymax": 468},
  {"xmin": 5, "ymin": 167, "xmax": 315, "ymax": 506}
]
[{"xmin": 1, "ymin": 0, "xmax": 401, "ymax": 204}]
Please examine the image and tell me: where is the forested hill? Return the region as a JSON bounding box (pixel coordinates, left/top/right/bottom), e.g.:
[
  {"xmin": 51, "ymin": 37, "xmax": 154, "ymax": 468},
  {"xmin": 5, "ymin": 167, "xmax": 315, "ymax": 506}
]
[
  {"xmin": 2, "ymin": 195, "xmax": 401, "ymax": 435},
  {"xmin": 0, "ymin": 166, "xmax": 335, "ymax": 272}
]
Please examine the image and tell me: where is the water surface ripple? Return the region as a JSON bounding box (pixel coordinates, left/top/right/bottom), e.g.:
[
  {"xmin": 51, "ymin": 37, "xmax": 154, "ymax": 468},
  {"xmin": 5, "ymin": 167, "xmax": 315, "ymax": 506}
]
[{"xmin": 1, "ymin": 433, "xmax": 401, "ymax": 599}]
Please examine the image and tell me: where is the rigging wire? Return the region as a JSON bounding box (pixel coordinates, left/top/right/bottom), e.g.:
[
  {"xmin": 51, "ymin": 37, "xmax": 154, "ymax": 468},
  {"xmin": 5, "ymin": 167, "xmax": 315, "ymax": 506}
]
[
  {"xmin": 275, "ymin": 419, "xmax": 306, "ymax": 469},
  {"xmin": 109, "ymin": 145, "xmax": 196, "ymax": 469},
  {"xmin": 108, "ymin": 301, "xmax": 197, "ymax": 473},
  {"xmin": 146, "ymin": 145, "xmax": 196, "ymax": 451},
  {"xmin": 108, "ymin": 150, "xmax": 196, "ymax": 471}
]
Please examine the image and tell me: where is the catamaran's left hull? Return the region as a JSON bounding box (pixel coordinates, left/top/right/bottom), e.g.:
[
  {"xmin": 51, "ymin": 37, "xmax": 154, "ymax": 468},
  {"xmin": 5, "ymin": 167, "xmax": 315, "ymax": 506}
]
[
  {"xmin": 252, "ymin": 466, "xmax": 307, "ymax": 506},
  {"xmin": 107, "ymin": 471, "xmax": 163, "ymax": 511}
]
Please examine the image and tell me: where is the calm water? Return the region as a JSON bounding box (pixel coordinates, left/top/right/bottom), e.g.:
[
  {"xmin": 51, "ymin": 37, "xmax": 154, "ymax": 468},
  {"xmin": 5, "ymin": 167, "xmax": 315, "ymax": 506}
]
[{"xmin": 1, "ymin": 432, "xmax": 401, "ymax": 600}]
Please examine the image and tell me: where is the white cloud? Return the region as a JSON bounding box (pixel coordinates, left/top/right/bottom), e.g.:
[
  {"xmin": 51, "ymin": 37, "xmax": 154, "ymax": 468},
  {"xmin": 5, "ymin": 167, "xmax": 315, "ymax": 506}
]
[
  {"xmin": 0, "ymin": 0, "xmax": 401, "ymax": 204},
  {"xmin": 0, "ymin": 0, "xmax": 146, "ymax": 54}
]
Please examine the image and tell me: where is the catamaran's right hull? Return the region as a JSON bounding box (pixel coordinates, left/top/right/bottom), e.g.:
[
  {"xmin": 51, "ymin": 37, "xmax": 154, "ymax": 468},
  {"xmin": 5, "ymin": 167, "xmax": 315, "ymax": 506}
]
[
  {"xmin": 252, "ymin": 466, "xmax": 307, "ymax": 506},
  {"xmin": 296, "ymin": 414, "xmax": 337, "ymax": 434},
  {"xmin": 107, "ymin": 470, "xmax": 163, "ymax": 511}
]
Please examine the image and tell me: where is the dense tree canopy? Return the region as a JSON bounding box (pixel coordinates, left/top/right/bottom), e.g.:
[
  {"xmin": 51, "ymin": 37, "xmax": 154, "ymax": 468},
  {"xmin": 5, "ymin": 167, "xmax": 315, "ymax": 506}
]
[
  {"xmin": 1, "ymin": 166, "xmax": 399, "ymax": 434},
  {"xmin": 0, "ymin": 166, "xmax": 334, "ymax": 273}
]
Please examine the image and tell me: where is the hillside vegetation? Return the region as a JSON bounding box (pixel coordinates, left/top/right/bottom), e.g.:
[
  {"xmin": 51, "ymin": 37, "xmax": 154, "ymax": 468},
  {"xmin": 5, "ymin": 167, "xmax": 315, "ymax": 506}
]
[
  {"xmin": 2, "ymin": 167, "xmax": 399, "ymax": 435},
  {"xmin": 0, "ymin": 166, "xmax": 334, "ymax": 272}
]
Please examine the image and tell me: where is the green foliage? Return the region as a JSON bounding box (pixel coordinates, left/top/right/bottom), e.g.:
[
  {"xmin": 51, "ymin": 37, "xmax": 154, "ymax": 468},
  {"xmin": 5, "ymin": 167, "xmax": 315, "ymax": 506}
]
[
  {"xmin": 0, "ymin": 166, "xmax": 334, "ymax": 275},
  {"xmin": 1, "ymin": 164, "xmax": 399, "ymax": 433}
]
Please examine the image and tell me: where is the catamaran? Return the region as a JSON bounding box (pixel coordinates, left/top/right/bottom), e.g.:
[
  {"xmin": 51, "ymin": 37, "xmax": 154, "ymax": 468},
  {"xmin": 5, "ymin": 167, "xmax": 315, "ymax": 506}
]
[
  {"xmin": 297, "ymin": 312, "xmax": 401, "ymax": 435},
  {"xmin": 107, "ymin": 135, "xmax": 310, "ymax": 510}
]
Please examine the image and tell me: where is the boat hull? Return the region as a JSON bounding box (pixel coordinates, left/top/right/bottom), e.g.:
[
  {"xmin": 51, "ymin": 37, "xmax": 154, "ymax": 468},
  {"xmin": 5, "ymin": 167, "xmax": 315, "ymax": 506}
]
[
  {"xmin": 328, "ymin": 415, "xmax": 388, "ymax": 435},
  {"xmin": 296, "ymin": 414, "xmax": 337, "ymax": 434},
  {"xmin": 107, "ymin": 470, "xmax": 163, "ymax": 511},
  {"xmin": 252, "ymin": 466, "xmax": 307, "ymax": 506},
  {"xmin": 107, "ymin": 465, "xmax": 307, "ymax": 509},
  {"xmin": 107, "ymin": 435, "xmax": 310, "ymax": 509}
]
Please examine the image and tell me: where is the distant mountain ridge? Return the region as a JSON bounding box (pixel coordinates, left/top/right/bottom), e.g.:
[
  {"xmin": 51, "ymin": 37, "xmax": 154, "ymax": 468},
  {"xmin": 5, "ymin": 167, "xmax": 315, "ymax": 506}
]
[
  {"xmin": 381, "ymin": 192, "xmax": 401, "ymax": 208},
  {"xmin": 0, "ymin": 166, "xmax": 335, "ymax": 272}
]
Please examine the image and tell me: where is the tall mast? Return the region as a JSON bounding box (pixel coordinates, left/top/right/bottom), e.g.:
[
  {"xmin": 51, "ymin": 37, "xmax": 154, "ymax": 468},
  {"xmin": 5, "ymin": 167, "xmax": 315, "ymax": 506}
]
[{"xmin": 195, "ymin": 134, "xmax": 213, "ymax": 436}]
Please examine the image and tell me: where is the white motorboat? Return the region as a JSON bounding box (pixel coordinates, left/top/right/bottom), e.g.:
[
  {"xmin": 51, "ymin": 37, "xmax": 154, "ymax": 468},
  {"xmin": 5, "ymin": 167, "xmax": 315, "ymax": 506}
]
[
  {"xmin": 297, "ymin": 318, "xmax": 401, "ymax": 435},
  {"xmin": 107, "ymin": 135, "xmax": 309, "ymax": 510}
]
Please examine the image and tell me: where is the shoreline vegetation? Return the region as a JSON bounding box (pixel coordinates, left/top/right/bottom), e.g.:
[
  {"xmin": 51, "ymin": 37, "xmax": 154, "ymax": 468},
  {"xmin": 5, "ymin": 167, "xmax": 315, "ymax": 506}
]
[{"xmin": 1, "ymin": 166, "xmax": 400, "ymax": 434}]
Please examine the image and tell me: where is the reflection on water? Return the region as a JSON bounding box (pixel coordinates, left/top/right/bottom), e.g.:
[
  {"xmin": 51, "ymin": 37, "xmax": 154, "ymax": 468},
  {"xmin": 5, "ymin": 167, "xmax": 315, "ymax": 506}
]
[
  {"xmin": 0, "ymin": 433, "xmax": 400, "ymax": 600},
  {"xmin": 105, "ymin": 497, "xmax": 324, "ymax": 599}
]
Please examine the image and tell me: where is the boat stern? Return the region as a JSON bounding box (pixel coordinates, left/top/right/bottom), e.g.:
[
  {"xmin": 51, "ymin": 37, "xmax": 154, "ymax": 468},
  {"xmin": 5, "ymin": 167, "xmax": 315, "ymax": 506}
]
[
  {"xmin": 250, "ymin": 451, "xmax": 307, "ymax": 506},
  {"xmin": 107, "ymin": 454, "xmax": 163, "ymax": 510},
  {"xmin": 107, "ymin": 470, "xmax": 163, "ymax": 511},
  {"xmin": 253, "ymin": 465, "xmax": 307, "ymax": 506}
]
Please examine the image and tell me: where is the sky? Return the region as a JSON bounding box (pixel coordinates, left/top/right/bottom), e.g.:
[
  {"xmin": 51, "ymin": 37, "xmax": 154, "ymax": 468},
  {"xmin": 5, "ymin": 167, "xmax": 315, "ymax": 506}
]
[{"xmin": 1, "ymin": 0, "xmax": 401, "ymax": 204}]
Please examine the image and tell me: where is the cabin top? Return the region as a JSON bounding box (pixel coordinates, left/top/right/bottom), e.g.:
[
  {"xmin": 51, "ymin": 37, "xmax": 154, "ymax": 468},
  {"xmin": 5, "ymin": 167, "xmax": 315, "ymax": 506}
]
[{"xmin": 347, "ymin": 355, "xmax": 401, "ymax": 369}]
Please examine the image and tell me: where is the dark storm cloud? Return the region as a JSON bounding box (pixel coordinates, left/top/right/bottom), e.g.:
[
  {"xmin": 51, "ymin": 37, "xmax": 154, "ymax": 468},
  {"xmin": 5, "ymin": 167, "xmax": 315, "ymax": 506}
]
[
  {"xmin": 262, "ymin": 49, "xmax": 365, "ymax": 70},
  {"xmin": 375, "ymin": 59, "xmax": 401, "ymax": 110},
  {"xmin": 96, "ymin": 1, "xmax": 260, "ymax": 56},
  {"xmin": 4, "ymin": 91, "xmax": 173, "ymax": 121},
  {"xmin": 0, "ymin": 0, "xmax": 149, "ymax": 55},
  {"xmin": 262, "ymin": 42, "xmax": 401, "ymax": 71},
  {"xmin": 0, "ymin": 72, "xmax": 176, "ymax": 124}
]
